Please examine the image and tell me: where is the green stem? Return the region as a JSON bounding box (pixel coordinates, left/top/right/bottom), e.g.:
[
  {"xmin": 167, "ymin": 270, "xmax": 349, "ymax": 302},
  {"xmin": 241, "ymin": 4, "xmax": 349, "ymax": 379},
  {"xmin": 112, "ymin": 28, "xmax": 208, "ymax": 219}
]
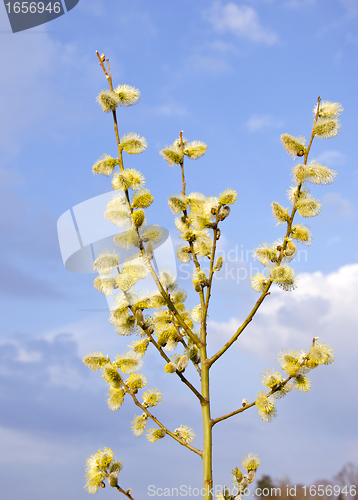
[
  {"xmin": 179, "ymin": 131, "xmax": 186, "ymax": 196},
  {"xmin": 200, "ymin": 344, "xmax": 213, "ymax": 500},
  {"xmin": 206, "ymin": 283, "xmax": 272, "ymax": 367},
  {"xmin": 212, "ymin": 401, "xmax": 256, "ymax": 426}
]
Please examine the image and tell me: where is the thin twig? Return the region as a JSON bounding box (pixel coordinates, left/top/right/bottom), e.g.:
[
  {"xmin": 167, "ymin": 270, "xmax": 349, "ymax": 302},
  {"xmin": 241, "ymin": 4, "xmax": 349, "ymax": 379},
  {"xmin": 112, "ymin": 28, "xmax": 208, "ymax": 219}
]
[
  {"xmin": 169, "ymin": 307, "xmax": 202, "ymax": 377},
  {"xmin": 206, "ymin": 284, "xmax": 272, "ymax": 367},
  {"xmin": 202, "ymin": 211, "xmax": 220, "ymax": 330},
  {"xmin": 176, "ymin": 139, "xmax": 207, "ymax": 342},
  {"xmin": 145, "ymin": 328, "xmax": 205, "ymax": 403},
  {"xmin": 127, "ymin": 388, "xmax": 203, "ymax": 457},
  {"xmin": 179, "ymin": 131, "xmax": 186, "ymax": 196},
  {"xmin": 116, "ymin": 485, "xmax": 135, "ymax": 499},
  {"xmin": 146, "ymin": 261, "xmax": 202, "ymax": 347},
  {"xmin": 211, "ymin": 401, "xmax": 256, "ymax": 426},
  {"xmin": 96, "ymin": 51, "xmax": 110, "ymax": 81},
  {"xmin": 211, "ymin": 375, "xmax": 293, "ymax": 426}
]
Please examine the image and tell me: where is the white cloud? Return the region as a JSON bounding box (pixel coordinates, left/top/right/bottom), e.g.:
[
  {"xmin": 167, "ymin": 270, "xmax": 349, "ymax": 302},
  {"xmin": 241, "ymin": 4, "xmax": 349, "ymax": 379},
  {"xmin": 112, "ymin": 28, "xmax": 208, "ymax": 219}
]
[
  {"xmin": 315, "ymin": 150, "xmax": 347, "ymax": 166},
  {"xmin": 209, "ymin": 39, "xmax": 238, "ymax": 53},
  {"xmin": 246, "ymin": 114, "xmax": 285, "ymax": 132},
  {"xmin": 322, "ymin": 192, "xmax": 356, "ymax": 217},
  {"xmin": 0, "ymin": 34, "xmax": 95, "ymax": 162},
  {"xmin": 209, "ymin": 263, "xmax": 358, "ymax": 362},
  {"xmin": 338, "ymin": 0, "xmax": 358, "ymax": 17},
  {"xmin": 43, "ymin": 315, "xmax": 121, "ymax": 359},
  {"xmin": 186, "ymin": 52, "xmax": 232, "ymax": 74},
  {"xmin": 46, "ymin": 364, "xmax": 87, "ymax": 390},
  {"xmin": 206, "ymin": 1, "xmax": 278, "ymax": 45},
  {"xmin": 0, "ymin": 427, "xmax": 69, "ymax": 466},
  {"xmin": 284, "ymin": 0, "xmax": 316, "ymax": 8},
  {"xmin": 151, "ymin": 100, "xmax": 188, "ymax": 117},
  {"xmin": 184, "ymin": 39, "xmax": 239, "ymax": 74}
]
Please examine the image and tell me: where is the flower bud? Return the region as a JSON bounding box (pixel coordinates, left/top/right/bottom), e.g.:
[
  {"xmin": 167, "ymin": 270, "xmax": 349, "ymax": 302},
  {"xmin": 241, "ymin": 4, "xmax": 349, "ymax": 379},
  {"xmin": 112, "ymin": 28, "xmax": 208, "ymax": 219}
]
[
  {"xmin": 213, "ymin": 256, "xmax": 224, "ymax": 272},
  {"xmin": 177, "ymin": 355, "xmax": 189, "ymax": 373},
  {"xmin": 240, "ymin": 476, "xmax": 249, "ymax": 492},
  {"xmin": 281, "ymin": 134, "xmax": 306, "ymax": 158},
  {"xmin": 97, "ymin": 90, "xmax": 120, "ymax": 113},
  {"xmin": 164, "ymin": 362, "xmax": 177, "ymax": 373},
  {"xmin": 108, "ymin": 472, "xmax": 118, "ymax": 488},
  {"xmin": 132, "ymin": 209, "xmax": 145, "ymax": 228},
  {"xmin": 146, "ymin": 241, "xmax": 155, "ymax": 260},
  {"xmin": 242, "ymin": 398, "xmax": 248, "ymax": 407},
  {"xmin": 232, "ymin": 467, "xmax": 243, "ymax": 483},
  {"xmin": 247, "ymin": 470, "xmax": 256, "ymax": 483},
  {"xmin": 192, "ymin": 352, "xmax": 201, "ymax": 364},
  {"xmin": 135, "ymin": 309, "xmax": 144, "ymax": 326},
  {"xmin": 219, "ymin": 205, "xmax": 231, "ymax": 220},
  {"xmin": 223, "ymin": 486, "xmax": 231, "ymax": 500}
]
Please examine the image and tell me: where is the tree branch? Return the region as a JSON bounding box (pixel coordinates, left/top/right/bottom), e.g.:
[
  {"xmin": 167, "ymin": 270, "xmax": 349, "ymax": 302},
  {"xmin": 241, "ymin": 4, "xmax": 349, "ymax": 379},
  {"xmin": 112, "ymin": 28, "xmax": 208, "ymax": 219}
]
[
  {"xmin": 207, "ymin": 98, "xmax": 323, "ymax": 368},
  {"xmin": 127, "ymin": 387, "xmax": 203, "ymax": 457},
  {"xmin": 206, "ymin": 284, "xmax": 272, "ymax": 367},
  {"xmin": 144, "ymin": 329, "xmax": 205, "ymax": 404},
  {"xmin": 211, "ymin": 376, "xmax": 293, "ymax": 426}
]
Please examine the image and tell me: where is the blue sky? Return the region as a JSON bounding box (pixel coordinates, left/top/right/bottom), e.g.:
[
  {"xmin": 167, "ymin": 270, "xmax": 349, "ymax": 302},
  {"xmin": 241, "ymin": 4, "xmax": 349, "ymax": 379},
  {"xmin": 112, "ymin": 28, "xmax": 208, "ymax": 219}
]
[{"xmin": 1, "ymin": 1, "xmax": 358, "ymax": 499}]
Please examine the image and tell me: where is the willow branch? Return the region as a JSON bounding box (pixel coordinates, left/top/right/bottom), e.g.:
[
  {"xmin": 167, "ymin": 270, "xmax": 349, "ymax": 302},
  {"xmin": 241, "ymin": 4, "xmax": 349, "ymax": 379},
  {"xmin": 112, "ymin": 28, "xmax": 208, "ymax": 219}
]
[
  {"xmin": 208, "ymin": 98, "xmax": 323, "ymax": 367},
  {"xmin": 145, "ymin": 328, "xmax": 205, "ymax": 404},
  {"xmin": 211, "ymin": 401, "xmax": 256, "ymax": 426},
  {"xmin": 176, "ymin": 138, "xmax": 206, "ymax": 340},
  {"xmin": 116, "ymin": 485, "xmax": 135, "ymax": 499},
  {"xmin": 96, "ymin": 51, "xmax": 123, "ymax": 165},
  {"xmin": 304, "ymin": 96, "xmax": 321, "ymax": 165},
  {"xmin": 211, "ymin": 376, "xmax": 293, "ymax": 426},
  {"xmin": 101, "ymin": 473, "xmax": 135, "ymax": 499},
  {"xmin": 206, "ymin": 283, "xmax": 272, "ymax": 367},
  {"xmin": 179, "ymin": 131, "xmax": 186, "ymax": 196},
  {"xmin": 146, "ymin": 261, "xmax": 202, "ymax": 347},
  {"xmin": 96, "ymin": 51, "xmax": 110, "ymax": 81},
  {"xmin": 169, "ymin": 309, "xmax": 202, "ymax": 377},
  {"xmin": 127, "ymin": 388, "xmax": 203, "ymax": 457},
  {"xmin": 202, "ymin": 213, "xmax": 220, "ymax": 329},
  {"xmin": 96, "ymin": 53, "xmax": 198, "ymax": 347}
]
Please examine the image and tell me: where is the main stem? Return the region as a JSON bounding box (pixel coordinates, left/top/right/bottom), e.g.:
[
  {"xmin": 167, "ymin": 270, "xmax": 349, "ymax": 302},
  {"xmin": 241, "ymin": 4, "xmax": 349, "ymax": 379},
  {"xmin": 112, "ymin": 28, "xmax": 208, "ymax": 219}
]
[
  {"xmin": 177, "ymin": 134, "xmax": 213, "ymax": 498},
  {"xmin": 200, "ymin": 342, "xmax": 213, "ymax": 500}
]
